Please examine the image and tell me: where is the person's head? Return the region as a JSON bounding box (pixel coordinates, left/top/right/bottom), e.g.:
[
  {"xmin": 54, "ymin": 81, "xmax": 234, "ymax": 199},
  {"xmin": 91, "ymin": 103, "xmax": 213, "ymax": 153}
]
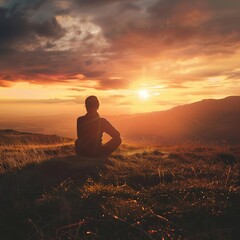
[{"xmin": 85, "ymin": 95, "xmax": 99, "ymax": 113}]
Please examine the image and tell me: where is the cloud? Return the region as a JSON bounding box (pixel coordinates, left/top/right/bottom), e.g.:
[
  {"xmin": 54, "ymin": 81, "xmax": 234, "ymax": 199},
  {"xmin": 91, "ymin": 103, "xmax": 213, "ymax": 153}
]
[
  {"xmin": 75, "ymin": 0, "xmax": 128, "ymax": 6},
  {"xmin": 0, "ymin": 97, "xmax": 72, "ymax": 104},
  {"xmin": 95, "ymin": 78, "xmax": 130, "ymax": 90},
  {"xmin": 0, "ymin": 93, "xmax": 130, "ymax": 107},
  {"xmin": 167, "ymin": 84, "xmax": 189, "ymax": 89},
  {"xmin": 0, "ymin": 0, "xmax": 240, "ymax": 90},
  {"xmin": 68, "ymin": 87, "xmax": 86, "ymax": 92},
  {"xmin": 0, "ymin": 7, "xmax": 64, "ymax": 49}
]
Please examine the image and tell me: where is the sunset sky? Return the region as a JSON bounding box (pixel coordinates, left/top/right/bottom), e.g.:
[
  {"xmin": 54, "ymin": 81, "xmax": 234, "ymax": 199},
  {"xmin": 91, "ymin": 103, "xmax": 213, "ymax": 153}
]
[{"xmin": 1, "ymin": 0, "xmax": 240, "ymax": 116}]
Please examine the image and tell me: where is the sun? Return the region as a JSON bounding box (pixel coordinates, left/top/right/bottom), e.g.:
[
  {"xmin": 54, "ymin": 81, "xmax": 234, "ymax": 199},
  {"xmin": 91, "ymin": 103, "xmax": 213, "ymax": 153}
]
[{"xmin": 138, "ymin": 90, "xmax": 149, "ymax": 99}]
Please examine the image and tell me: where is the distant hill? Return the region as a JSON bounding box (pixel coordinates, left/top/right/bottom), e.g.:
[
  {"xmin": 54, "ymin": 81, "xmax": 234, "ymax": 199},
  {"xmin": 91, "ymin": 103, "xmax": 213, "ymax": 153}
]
[
  {"xmin": 0, "ymin": 129, "xmax": 73, "ymax": 145},
  {"xmin": 111, "ymin": 96, "xmax": 240, "ymax": 144},
  {"xmin": 0, "ymin": 96, "xmax": 239, "ymax": 145}
]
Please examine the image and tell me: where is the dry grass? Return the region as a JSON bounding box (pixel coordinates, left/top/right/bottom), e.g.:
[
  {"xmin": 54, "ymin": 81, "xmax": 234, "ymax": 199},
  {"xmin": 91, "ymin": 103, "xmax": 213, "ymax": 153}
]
[{"xmin": 0, "ymin": 138, "xmax": 239, "ymax": 240}]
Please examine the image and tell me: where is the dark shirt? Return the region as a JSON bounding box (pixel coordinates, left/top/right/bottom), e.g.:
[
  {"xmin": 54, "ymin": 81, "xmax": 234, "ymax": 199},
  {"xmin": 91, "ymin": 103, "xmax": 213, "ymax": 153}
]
[{"xmin": 77, "ymin": 112, "xmax": 120, "ymax": 155}]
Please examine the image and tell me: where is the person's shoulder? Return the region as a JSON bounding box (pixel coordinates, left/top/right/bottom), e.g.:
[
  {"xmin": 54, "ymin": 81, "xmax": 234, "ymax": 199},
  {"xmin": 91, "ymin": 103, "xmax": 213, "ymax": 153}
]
[
  {"xmin": 100, "ymin": 117, "xmax": 108, "ymax": 123},
  {"xmin": 77, "ymin": 115, "xmax": 86, "ymax": 121},
  {"xmin": 100, "ymin": 118, "xmax": 112, "ymax": 126}
]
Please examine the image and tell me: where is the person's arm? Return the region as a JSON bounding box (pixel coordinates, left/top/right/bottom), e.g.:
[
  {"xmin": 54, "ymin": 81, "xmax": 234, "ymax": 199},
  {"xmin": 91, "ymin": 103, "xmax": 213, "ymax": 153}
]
[
  {"xmin": 77, "ymin": 117, "xmax": 81, "ymax": 139},
  {"xmin": 103, "ymin": 119, "xmax": 121, "ymax": 140},
  {"xmin": 99, "ymin": 119, "xmax": 121, "ymax": 155}
]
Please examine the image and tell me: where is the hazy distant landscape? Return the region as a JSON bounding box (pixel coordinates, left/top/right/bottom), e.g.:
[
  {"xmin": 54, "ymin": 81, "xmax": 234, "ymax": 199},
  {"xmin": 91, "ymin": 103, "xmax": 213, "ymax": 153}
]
[
  {"xmin": 0, "ymin": 130, "xmax": 239, "ymax": 239},
  {"xmin": 1, "ymin": 96, "xmax": 240, "ymax": 145}
]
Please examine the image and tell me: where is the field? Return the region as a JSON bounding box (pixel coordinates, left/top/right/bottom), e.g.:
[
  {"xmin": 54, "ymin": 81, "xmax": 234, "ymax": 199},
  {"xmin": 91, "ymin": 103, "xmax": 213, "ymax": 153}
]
[{"xmin": 0, "ymin": 133, "xmax": 239, "ymax": 240}]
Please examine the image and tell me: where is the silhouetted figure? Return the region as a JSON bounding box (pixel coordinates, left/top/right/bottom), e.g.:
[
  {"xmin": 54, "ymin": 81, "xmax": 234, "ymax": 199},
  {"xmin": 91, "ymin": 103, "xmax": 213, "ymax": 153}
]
[{"xmin": 75, "ymin": 96, "xmax": 121, "ymax": 158}]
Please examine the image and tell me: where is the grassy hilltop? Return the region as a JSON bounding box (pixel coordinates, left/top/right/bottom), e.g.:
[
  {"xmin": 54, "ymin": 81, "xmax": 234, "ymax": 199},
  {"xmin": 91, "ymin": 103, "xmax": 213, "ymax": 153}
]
[{"xmin": 0, "ymin": 131, "xmax": 239, "ymax": 240}]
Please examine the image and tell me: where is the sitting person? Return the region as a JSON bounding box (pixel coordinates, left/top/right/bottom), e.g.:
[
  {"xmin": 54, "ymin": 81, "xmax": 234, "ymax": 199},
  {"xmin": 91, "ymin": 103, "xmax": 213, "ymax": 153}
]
[{"xmin": 75, "ymin": 96, "xmax": 121, "ymax": 158}]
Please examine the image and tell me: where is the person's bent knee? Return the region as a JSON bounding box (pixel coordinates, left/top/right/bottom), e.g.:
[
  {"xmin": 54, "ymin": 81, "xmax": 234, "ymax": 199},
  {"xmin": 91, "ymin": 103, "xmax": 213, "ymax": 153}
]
[
  {"xmin": 75, "ymin": 139, "xmax": 81, "ymax": 156},
  {"xmin": 75, "ymin": 138, "xmax": 80, "ymax": 145},
  {"xmin": 117, "ymin": 137, "xmax": 122, "ymax": 146},
  {"xmin": 113, "ymin": 136, "xmax": 122, "ymax": 148}
]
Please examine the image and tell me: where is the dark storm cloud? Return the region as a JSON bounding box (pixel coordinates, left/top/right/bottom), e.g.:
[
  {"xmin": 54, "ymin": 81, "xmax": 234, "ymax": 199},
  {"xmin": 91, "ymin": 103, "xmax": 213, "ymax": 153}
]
[
  {"xmin": 0, "ymin": 6, "xmax": 64, "ymax": 47},
  {"xmin": 8, "ymin": 0, "xmax": 48, "ymax": 11},
  {"xmin": 74, "ymin": 0, "xmax": 137, "ymax": 7},
  {"xmin": 208, "ymin": 0, "xmax": 240, "ymax": 9},
  {"xmin": 0, "ymin": 46, "xmax": 125, "ymax": 88},
  {"xmin": 90, "ymin": 0, "xmax": 240, "ymax": 57},
  {"xmin": 0, "ymin": 0, "xmax": 240, "ymax": 88}
]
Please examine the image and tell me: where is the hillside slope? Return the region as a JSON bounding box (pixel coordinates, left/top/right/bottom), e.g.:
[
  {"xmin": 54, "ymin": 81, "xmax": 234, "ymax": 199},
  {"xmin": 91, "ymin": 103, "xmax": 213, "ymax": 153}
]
[
  {"xmin": 111, "ymin": 96, "xmax": 240, "ymax": 144},
  {"xmin": 0, "ymin": 129, "xmax": 73, "ymax": 145}
]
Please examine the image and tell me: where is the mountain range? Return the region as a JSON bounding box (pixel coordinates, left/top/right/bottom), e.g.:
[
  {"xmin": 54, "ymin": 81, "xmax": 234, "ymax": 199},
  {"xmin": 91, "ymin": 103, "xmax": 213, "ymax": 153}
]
[{"xmin": 110, "ymin": 96, "xmax": 240, "ymax": 144}]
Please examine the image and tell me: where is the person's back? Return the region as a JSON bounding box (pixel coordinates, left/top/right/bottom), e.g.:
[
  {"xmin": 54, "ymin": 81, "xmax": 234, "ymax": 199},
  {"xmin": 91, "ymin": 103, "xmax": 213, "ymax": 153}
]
[{"xmin": 75, "ymin": 96, "xmax": 121, "ymax": 157}]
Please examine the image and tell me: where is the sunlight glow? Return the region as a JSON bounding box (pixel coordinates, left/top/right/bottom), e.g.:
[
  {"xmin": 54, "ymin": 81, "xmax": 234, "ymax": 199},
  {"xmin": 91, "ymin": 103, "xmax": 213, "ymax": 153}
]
[{"xmin": 138, "ymin": 90, "xmax": 149, "ymax": 99}]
